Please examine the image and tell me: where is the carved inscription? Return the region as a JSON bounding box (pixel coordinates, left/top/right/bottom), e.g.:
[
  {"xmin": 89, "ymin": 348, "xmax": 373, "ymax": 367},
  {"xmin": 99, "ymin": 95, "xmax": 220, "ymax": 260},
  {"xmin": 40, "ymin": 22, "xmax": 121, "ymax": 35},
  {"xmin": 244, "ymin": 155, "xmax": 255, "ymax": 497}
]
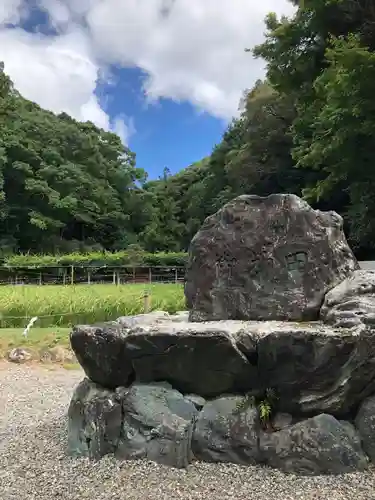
[
  {"xmin": 286, "ymin": 251, "xmax": 307, "ymax": 272},
  {"xmin": 269, "ymin": 217, "xmax": 286, "ymax": 235}
]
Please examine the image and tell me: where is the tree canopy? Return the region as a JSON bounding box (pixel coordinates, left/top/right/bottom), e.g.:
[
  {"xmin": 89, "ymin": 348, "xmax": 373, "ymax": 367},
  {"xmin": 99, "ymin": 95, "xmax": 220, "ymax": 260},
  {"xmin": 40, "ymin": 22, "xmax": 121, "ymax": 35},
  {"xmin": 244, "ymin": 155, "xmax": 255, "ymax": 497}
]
[
  {"xmin": 2, "ymin": 0, "xmax": 375, "ymax": 259},
  {"xmin": 0, "ymin": 64, "xmax": 150, "ymax": 255}
]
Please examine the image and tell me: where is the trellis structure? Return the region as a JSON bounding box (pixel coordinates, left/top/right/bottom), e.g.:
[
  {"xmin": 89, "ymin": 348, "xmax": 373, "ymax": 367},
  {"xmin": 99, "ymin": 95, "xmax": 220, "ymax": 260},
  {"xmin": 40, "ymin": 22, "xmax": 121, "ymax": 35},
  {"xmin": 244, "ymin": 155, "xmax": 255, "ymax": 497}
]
[{"xmin": 0, "ymin": 265, "xmax": 186, "ymax": 286}]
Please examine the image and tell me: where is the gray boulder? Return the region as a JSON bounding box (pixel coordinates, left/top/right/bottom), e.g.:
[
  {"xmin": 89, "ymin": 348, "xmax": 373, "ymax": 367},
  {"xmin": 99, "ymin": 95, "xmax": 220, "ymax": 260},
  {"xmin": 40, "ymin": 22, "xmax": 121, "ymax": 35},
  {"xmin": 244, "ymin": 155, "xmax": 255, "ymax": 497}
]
[
  {"xmin": 8, "ymin": 347, "xmax": 33, "ymax": 363},
  {"xmin": 70, "ymin": 323, "xmax": 132, "ymax": 389},
  {"xmin": 254, "ymin": 322, "xmax": 375, "ymax": 416},
  {"xmin": 185, "ymin": 394, "xmax": 206, "ymax": 410},
  {"xmin": 71, "ymin": 320, "xmax": 255, "ymax": 398},
  {"xmin": 185, "ymin": 194, "xmax": 358, "ymax": 322},
  {"xmin": 321, "ymin": 270, "xmax": 375, "ymax": 328},
  {"xmin": 260, "ymin": 414, "xmax": 368, "ymax": 475},
  {"xmin": 116, "ymin": 382, "xmax": 198, "ymax": 468},
  {"xmin": 68, "ymin": 378, "xmax": 122, "ymax": 458},
  {"xmin": 192, "ymin": 395, "xmax": 259, "ymax": 465},
  {"xmin": 355, "ymin": 394, "xmax": 375, "ymax": 463}
]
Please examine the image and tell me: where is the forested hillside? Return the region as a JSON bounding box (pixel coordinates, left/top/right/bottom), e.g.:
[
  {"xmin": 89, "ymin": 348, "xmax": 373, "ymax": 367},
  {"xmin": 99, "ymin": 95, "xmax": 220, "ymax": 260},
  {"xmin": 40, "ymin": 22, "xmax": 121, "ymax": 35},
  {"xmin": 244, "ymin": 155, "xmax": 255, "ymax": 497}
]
[
  {"xmin": 145, "ymin": 0, "xmax": 375, "ymax": 259},
  {"xmin": 1, "ymin": 0, "xmax": 375, "ymax": 258}
]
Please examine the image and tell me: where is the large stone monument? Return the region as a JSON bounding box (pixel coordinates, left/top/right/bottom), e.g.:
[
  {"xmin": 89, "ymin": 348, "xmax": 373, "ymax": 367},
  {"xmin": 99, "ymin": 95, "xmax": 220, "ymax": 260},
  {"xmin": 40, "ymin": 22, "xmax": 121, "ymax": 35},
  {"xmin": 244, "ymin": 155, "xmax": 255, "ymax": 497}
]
[
  {"xmin": 185, "ymin": 194, "xmax": 359, "ymax": 322},
  {"xmin": 67, "ymin": 194, "xmax": 375, "ymax": 476}
]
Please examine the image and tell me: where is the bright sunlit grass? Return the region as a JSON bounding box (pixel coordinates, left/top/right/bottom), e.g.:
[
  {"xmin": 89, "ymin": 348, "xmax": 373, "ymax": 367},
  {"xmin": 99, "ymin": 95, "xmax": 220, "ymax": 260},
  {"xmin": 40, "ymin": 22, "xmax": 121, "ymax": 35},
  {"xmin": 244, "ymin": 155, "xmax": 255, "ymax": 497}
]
[{"xmin": 0, "ymin": 283, "xmax": 185, "ymax": 328}]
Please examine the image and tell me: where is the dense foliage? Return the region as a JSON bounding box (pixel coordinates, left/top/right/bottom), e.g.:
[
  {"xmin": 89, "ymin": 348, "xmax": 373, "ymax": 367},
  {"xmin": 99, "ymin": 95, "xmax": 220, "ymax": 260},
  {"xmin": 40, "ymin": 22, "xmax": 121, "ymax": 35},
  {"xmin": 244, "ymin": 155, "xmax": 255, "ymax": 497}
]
[
  {"xmin": 2, "ymin": 0, "xmax": 375, "ymax": 259},
  {"xmin": 0, "ymin": 64, "xmax": 151, "ymax": 255},
  {"xmin": 3, "ymin": 249, "xmax": 187, "ymax": 269},
  {"xmin": 143, "ymin": 0, "xmax": 375, "ymax": 258}
]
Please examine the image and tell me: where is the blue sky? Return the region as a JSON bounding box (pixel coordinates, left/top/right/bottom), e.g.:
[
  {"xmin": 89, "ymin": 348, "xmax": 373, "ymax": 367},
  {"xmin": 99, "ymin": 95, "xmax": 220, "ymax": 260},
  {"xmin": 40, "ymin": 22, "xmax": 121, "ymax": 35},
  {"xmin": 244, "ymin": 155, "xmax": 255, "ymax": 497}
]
[
  {"xmin": 13, "ymin": 3, "xmax": 229, "ymax": 179},
  {"xmin": 96, "ymin": 67, "xmax": 227, "ymax": 178},
  {"xmin": 0, "ymin": 0, "xmax": 294, "ymax": 179}
]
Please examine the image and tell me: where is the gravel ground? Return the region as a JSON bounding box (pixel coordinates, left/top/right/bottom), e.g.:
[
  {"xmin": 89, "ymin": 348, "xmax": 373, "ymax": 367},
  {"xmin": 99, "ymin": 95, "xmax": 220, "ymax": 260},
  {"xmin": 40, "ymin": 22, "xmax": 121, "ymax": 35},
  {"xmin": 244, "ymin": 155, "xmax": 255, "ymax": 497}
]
[{"xmin": 1, "ymin": 363, "xmax": 375, "ymax": 500}]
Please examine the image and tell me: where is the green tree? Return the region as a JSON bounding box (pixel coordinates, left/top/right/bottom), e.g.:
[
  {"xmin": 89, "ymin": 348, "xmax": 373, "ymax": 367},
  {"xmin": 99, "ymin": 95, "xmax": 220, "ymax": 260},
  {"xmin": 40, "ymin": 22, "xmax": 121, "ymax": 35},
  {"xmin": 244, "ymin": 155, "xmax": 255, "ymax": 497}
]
[
  {"xmin": 294, "ymin": 35, "xmax": 375, "ymax": 253},
  {"xmin": 253, "ymin": 0, "xmax": 375, "ymax": 254},
  {"xmin": 0, "ymin": 63, "xmax": 148, "ymax": 253}
]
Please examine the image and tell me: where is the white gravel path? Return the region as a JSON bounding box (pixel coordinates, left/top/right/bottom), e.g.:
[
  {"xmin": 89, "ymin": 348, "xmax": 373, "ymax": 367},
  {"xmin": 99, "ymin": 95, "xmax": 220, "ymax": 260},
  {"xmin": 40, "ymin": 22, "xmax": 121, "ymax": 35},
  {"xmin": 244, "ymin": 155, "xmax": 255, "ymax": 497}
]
[{"xmin": 1, "ymin": 362, "xmax": 375, "ymax": 500}]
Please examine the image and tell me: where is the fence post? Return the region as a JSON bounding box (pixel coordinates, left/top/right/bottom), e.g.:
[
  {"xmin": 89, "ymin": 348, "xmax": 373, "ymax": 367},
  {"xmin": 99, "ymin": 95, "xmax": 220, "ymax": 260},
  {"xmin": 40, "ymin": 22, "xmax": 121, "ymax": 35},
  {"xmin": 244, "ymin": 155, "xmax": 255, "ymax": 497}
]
[
  {"xmin": 175, "ymin": 268, "xmax": 178, "ymax": 284},
  {"xmin": 143, "ymin": 290, "xmax": 151, "ymax": 313},
  {"xmin": 149, "ymin": 267, "xmax": 152, "ymax": 284},
  {"xmin": 132, "ymin": 267, "xmax": 136, "ymax": 283},
  {"xmin": 63, "ymin": 270, "xmax": 66, "ymax": 286},
  {"xmin": 70, "ymin": 265, "xmax": 74, "ymax": 285},
  {"xmin": 116, "ymin": 270, "xmax": 120, "ymax": 286},
  {"xmin": 112, "ymin": 270, "xmax": 116, "ymax": 285},
  {"xmin": 39, "ymin": 272, "xmax": 42, "ymax": 286},
  {"xmin": 87, "ymin": 269, "xmax": 91, "ymax": 285}
]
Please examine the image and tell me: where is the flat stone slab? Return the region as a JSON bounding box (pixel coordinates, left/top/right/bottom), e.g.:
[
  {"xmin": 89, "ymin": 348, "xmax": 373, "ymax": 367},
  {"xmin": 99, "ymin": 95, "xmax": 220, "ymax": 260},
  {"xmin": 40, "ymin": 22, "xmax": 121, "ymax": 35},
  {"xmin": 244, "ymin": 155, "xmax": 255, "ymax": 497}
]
[{"xmin": 71, "ymin": 317, "xmax": 375, "ymax": 416}]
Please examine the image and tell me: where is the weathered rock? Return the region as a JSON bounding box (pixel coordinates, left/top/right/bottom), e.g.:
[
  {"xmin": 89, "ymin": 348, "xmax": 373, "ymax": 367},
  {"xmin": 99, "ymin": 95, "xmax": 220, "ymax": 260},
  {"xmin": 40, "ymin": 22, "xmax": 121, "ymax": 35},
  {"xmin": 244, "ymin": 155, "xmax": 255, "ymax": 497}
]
[
  {"xmin": 126, "ymin": 321, "xmax": 257, "ymax": 397},
  {"xmin": 259, "ymin": 414, "xmax": 368, "ymax": 475},
  {"xmin": 71, "ymin": 317, "xmax": 375, "ymax": 415},
  {"xmin": 70, "ymin": 323, "xmax": 132, "ymax": 389},
  {"xmin": 185, "ymin": 394, "xmax": 206, "ymax": 410},
  {"xmin": 116, "ymin": 311, "xmax": 171, "ymax": 328},
  {"xmin": 254, "ymin": 322, "xmax": 375, "ymax": 416},
  {"xmin": 8, "ymin": 347, "xmax": 33, "ymax": 363},
  {"xmin": 169, "ymin": 311, "xmax": 190, "ymax": 322},
  {"xmin": 355, "ymin": 394, "xmax": 375, "ymax": 463},
  {"xmin": 116, "ymin": 382, "xmax": 198, "ymax": 468},
  {"xmin": 192, "ymin": 395, "xmax": 259, "ymax": 465},
  {"xmin": 71, "ymin": 320, "xmax": 256, "ymax": 397},
  {"xmin": 321, "ymin": 270, "xmax": 375, "ymax": 328},
  {"xmin": 68, "ymin": 378, "xmax": 122, "ymax": 458},
  {"xmin": 185, "ymin": 194, "xmax": 358, "ymax": 322},
  {"xmin": 271, "ymin": 412, "xmax": 293, "ymax": 431}
]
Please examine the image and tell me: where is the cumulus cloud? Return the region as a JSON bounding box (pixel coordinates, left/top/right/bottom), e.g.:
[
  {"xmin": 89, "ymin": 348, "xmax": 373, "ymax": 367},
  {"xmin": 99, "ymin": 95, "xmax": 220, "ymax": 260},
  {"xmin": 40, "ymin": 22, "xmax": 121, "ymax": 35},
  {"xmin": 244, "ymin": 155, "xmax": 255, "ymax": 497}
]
[
  {"xmin": 0, "ymin": 10, "xmax": 130, "ymax": 143},
  {"xmin": 0, "ymin": 27, "xmax": 110, "ymax": 128},
  {"xmin": 0, "ymin": 0, "xmax": 23, "ymax": 25},
  {"xmin": 0, "ymin": 0, "xmax": 295, "ymax": 141},
  {"xmin": 85, "ymin": 0, "xmax": 296, "ymax": 119}
]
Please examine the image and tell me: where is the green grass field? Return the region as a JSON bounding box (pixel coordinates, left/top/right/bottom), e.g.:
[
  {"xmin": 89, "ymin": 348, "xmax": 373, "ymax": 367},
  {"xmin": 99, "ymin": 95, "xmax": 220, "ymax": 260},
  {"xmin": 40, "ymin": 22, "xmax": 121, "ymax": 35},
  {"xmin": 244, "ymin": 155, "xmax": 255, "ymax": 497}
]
[
  {"xmin": 0, "ymin": 283, "xmax": 185, "ymax": 328},
  {"xmin": 0, "ymin": 283, "xmax": 185, "ymax": 361}
]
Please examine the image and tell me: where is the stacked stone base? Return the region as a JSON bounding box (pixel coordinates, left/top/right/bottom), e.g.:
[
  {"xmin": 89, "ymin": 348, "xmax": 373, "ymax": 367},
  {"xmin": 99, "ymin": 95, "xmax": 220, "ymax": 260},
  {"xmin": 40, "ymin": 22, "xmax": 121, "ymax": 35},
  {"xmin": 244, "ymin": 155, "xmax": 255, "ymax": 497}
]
[
  {"xmin": 68, "ymin": 296, "xmax": 375, "ymax": 476},
  {"xmin": 68, "ymin": 377, "xmax": 375, "ymax": 475}
]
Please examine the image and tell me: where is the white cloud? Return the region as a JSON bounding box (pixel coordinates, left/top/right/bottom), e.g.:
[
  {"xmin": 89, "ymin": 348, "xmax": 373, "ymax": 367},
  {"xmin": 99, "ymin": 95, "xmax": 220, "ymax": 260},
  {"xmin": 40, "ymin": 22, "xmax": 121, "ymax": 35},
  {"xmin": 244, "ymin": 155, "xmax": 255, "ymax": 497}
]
[
  {"xmin": 0, "ymin": 0, "xmax": 295, "ymax": 142},
  {"xmin": 85, "ymin": 0, "xmax": 296, "ymax": 119},
  {"xmin": 0, "ymin": 21, "xmax": 130, "ymax": 143},
  {"xmin": 0, "ymin": 0, "xmax": 23, "ymax": 25},
  {"xmin": 0, "ymin": 27, "xmax": 110, "ymax": 127},
  {"xmin": 37, "ymin": 0, "xmax": 71, "ymax": 27},
  {"xmin": 112, "ymin": 115, "xmax": 136, "ymax": 146}
]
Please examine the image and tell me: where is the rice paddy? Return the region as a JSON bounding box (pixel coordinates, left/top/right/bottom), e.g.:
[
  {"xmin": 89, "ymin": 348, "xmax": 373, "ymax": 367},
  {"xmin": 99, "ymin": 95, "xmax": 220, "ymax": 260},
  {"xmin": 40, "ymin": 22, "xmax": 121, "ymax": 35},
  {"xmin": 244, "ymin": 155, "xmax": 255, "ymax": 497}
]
[{"xmin": 0, "ymin": 283, "xmax": 185, "ymax": 328}]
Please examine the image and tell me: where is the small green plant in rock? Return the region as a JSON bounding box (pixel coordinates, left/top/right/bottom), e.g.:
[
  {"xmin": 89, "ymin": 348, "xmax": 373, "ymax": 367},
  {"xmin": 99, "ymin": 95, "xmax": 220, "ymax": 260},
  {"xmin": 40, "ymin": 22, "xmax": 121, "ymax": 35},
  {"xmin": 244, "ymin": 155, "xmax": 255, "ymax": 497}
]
[
  {"xmin": 234, "ymin": 388, "xmax": 278, "ymax": 431},
  {"xmin": 258, "ymin": 388, "xmax": 278, "ymax": 430}
]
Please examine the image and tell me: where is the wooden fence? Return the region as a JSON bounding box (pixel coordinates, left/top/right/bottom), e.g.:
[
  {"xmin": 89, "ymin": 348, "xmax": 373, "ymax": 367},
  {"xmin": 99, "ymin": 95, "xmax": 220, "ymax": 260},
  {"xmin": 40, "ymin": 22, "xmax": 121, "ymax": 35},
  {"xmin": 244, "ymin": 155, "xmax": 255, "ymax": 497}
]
[
  {"xmin": 0, "ymin": 261, "xmax": 372, "ymax": 286},
  {"xmin": 0, "ymin": 265, "xmax": 186, "ymax": 286}
]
